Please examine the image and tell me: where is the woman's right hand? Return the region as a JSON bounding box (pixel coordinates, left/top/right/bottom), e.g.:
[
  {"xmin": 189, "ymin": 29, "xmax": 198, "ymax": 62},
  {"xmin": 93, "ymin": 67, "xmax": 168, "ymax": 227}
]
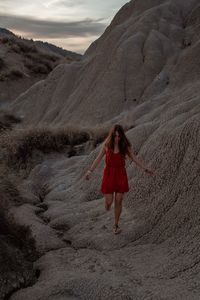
[{"xmin": 84, "ymin": 170, "xmax": 92, "ymax": 180}]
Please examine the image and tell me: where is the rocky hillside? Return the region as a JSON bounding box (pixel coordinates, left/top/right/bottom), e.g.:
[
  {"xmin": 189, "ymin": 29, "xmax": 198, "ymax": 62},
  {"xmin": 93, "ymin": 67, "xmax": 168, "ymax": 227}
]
[
  {"xmin": 1, "ymin": 0, "xmax": 200, "ymax": 299},
  {"xmin": 7, "ymin": 0, "xmax": 200, "ymax": 128},
  {"xmin": 34, "ymin": 40, "xmax": 82, "ymax": 60},
  {"xmin": 0, "ymin": 28, "xmax": 82, "ymax": 104}
]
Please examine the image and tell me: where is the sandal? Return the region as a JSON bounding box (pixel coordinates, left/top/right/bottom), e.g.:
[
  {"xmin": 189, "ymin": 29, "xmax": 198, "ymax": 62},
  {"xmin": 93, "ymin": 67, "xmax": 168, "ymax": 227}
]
[{"xmin": 113, "ymin": 224, "xmax": 121, "ymax": 234}]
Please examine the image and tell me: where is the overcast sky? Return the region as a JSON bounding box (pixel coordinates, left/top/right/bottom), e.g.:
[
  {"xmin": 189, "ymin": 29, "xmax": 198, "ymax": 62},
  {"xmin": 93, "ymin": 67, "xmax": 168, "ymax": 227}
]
[{"xmin": 0, "ymin": 0, "xmax": 128, "ymax": 54}]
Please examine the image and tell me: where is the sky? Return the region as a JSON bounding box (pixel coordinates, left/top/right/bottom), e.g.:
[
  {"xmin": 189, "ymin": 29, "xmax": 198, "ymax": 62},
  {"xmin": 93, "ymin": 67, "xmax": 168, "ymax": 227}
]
[{"xmin": 0, "ymin": 0, "xmax": 129, "ymax": 54}]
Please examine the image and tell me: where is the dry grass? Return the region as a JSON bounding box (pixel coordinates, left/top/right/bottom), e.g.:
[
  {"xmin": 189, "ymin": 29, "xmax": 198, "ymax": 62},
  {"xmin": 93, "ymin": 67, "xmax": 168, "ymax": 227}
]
[
  {"xmin": 24, "ymin": 52, "xmax": 58, "ymax": 74},
  {"xmin": 0, "ymin": 67, "xmax": 24, "ymax": 81},
  {"xmin": 10, "ymin": 43, "xmax": 21, "ymax": 54},
  {"xmin": 0, "ymin": 72, "xmax": 7, "ymax": 81},
  {"xmin": 0, "ymin": 123, "xmax": 135, "ymax": 169},
  {"xmin": 0, "ymin": 112, "xmax": 40, "ymax": 297},
  {"xmin": 0, "ymin": 110, "xmax": 21, "ymax": 131},
  {"xmin": 0, "ymin": 35, "xmax": 60, "ymax": 77},
  {"xmin": 1, "ymin": 36, "xmax": 37, "ymax": 53},
  {"xmin": 17, "ymin": 40, "xmax": 38, "ymax": 53},
  {"xmin": 0, "ymin": 125, "xmax": 110, "ymax": 176},
  {"xmin": 0, "ymin": 126, "xmax": 90, "ymax": 172},
  {"xmin": 9, "ymin": 67, "xmax": 24, "ymax": 78},
  {"xmin": 24, "ymin": 61, "xmax": 51, "ymax": 74},
  {"xmin": 0, "ymin": 175, "xmax": 38, "ymax": 299},
  {"xmin": 0, "ymin": 57, "xmax": 5, "ymax": 69},
  {"xmin": 0, "ymin": 173, "xmax": 37, "ymax": 250},
  {"xmin": 0, "ymin": 36, "xmax": 15, "ymax": 45},
  {"xmin": 0, "ymin": 112, "xmax": 135, "ymax": 177}
]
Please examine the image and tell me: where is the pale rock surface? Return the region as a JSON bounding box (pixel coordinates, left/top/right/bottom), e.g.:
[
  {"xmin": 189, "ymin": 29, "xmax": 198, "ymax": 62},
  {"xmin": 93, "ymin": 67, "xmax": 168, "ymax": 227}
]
[
  {"xmin": 7, "ymin": 0, "xmax": 200, "ymax": 299},
  {"xmin": 8, "ymin": 0, "xmax": 200, "ymax": 129}
]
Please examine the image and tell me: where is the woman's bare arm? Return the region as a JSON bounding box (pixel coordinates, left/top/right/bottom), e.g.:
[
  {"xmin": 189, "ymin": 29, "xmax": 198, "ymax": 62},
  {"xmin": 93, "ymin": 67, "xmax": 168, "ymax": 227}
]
[
  {"xmin": 127, "ymin": 146, "xmax": 146, "ymax": 170},
  {"xmin": 88, "ymin": 143, "xmax": 106, "ymax": 172},
  {"xmin": 127, "ymin": 146, "xmax": 155, "ymax": 176}
]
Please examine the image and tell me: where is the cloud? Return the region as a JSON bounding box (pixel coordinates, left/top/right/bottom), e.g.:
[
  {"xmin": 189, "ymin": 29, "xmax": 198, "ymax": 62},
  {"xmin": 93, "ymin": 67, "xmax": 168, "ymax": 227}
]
[
  {"xmin": 44, "ymin": 0, "xmax": 84, "ymax": 8},
  {"xmin": 47, "ymin": 36, "xmax": 97, "ymax": 54},
  {"xmin": 0, "ymin": 14, "xmax": 107, "ymax": 39}
]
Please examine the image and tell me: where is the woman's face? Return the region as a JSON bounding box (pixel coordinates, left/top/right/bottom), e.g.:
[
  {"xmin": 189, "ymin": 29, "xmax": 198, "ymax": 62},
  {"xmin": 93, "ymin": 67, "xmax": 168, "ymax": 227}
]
[{"xmin": 114, "ymin": 131, "xmax": 121, "ymax": 143}]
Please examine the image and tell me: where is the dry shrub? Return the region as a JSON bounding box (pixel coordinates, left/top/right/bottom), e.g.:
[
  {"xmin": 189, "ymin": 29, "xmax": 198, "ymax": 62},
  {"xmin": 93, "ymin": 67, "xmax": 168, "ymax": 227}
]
[
  {"xmin": 1, "ymin": 36, "xmax": 37, "ymax": 54},
  {"xmin": 10, "ymin": 43, "xmax": 21, "ymax": 53},
  {"xmin": 0, "ymin": 57, "xmax": 5, "ymax": 69},
  {"xmin": 0, "ymin": 73, "xmax": 6, "ymax": 81},
  {"xmin": 1, "ymin": 112, "xmax": 21, "ymax": 125},
  {"xmin": 24, "ymin": 52, "xmax": 54, "ymax": 73},
  {"xmin": 0, "ymin": 123, "xmax": 134, "ymax": 167},
  {"xmin": 9, "ymin": 67, "xmax": 24, "ymax": 79},
  {"xmin": 0, "ymin": 68, "xmax": 24, "ymax": 80},
  {"xmin": 29, "ymin": 63, "xmax": 51, "ymax": 74},
  {"xmin": 0, "ymin": 176, "xmax": 38, "ymax": 299},
  {"xmin": 0, "ymin": 122, "xmax": 133, "ymax": 175},
  {"xmin": 24, "ymin": 52, "xmax": 40, "ymax": 62},
  {"xmin": 0, "ymin": 126, "xmax": 91, "ymax": 170},
  {"xmin": 17, "ymin": 40, "xmax": 38, "ymax": 53},
  {"xmin": 24, "ymin": 52, "xmax": 58, "ymax": 66},
  {"xmin": 37, "ymin": 51, "xmax": 59, "ymax": 62},
  {"xmin": 0, "ymin": 36, "xmax": 15, "ymax": 45},
  {"xmin": 0, "ymin": 110, "xmax": 21, "ymax": 131}
]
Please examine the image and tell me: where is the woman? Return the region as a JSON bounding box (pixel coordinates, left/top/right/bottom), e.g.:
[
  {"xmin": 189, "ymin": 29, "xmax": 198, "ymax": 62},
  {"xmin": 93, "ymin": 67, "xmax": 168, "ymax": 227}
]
[{"xmin": 85, "ymin": 124, "xmax": 155, "ymax": 234}]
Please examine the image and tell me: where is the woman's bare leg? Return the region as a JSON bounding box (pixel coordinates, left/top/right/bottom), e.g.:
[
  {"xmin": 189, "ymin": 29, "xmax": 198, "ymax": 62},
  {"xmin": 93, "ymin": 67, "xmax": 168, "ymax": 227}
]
[
  {"xmin": 114, "ymin": 192, "xmax": 124, "ymax": 226},
  {"xmin": 105, "ymin": 193, "xmax": 114, "ymax": 211}
]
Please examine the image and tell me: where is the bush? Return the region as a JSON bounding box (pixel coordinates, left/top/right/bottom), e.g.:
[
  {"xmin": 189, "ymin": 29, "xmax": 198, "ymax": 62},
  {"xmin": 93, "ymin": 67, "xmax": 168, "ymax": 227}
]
[
  {"xmin": 38, "ymin": 51, "xmax": 59, "ymax": 62},
  {"xmin": 0, "ymin": 36, "xmax": 14, "ymax": 45},
  {"xmin": 0, "ymin": 176, "xmax": 38, "ymax": 299},
  {"xmin": 24, "ymin": 52, "xmax": 54, "ymax": 74},
  {"xmin": 0, "ymin": 111, "xmax": 21, "ymax": 131},
  {"xmin": 9, "ymin": 67, "xmax": 24, "ymax": 79},
  {"xmin": 0, "ymin": 126, "xmax": 91, "ymax": 170},
  {"xmin": 0, "ymin": 57, "xmax": 5, "ymax": 69},
  {"xmin": 0, "ymin": 124, "xmax": 127, "ymax": 174},
  {"xmin": 30, "ymin": 63, "xmax": 50, "ymax": 74},
  {"xmin": 0, "ymin": 67, "xmax": 24, "ymax": 80},
  {"xmin": 0, "ymin": 73, "xmax": 6, "ymax": 81},
  {"xmin": 17, "ymin": 40, "xmax": 38, "ymax": 53},
  {"xmin": 10, "ymin": 43, "xmax": 21, "ymax": 53}
]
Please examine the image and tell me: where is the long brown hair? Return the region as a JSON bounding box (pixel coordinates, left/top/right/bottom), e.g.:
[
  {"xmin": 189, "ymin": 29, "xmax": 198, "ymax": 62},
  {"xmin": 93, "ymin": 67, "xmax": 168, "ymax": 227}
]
[{"xmin": 104, "ymin": 124, "xmax": 132, "ymax": 158}]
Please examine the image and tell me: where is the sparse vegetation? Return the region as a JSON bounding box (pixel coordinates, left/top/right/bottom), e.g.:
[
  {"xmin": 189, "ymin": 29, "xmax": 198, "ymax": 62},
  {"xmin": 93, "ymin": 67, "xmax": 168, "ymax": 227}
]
[
  {"xmin": 0, "ymin": 35, "xmax": 61, "ymax": 77},
  {"xmin": 0, "ymin": 111, "xmax": 39, "ymax": 299},
  {"xmin": 10, "ymin": 43, "xmax": 21, "ymax": 53},
  {"xmin": 0, "ymin": 110, "xmax": 21, "ymax": 131},
  {"xmin": 27, "ymin": 63, "xmax": 50, "ymax": 74},
  {"xmin": 24, "ymin": 52, "xmax": 58, "ymax": 73},
  {"xmin": 0, "ymin": 176, "xmax": 39, "ymax": 300},
  {"xmin": 0, "ymin": 126, "xmax": 89, "ymax": 170},
  {"xmin": 0, "ymin": 67, "xmax": 24, "ymax": 80},
  {"xmin": 9, "ymin": 67, "xmax": 24, "ymax": 78},
  {"xmin": 1, "ymin": 35, "xmax": 15, "ymax": 45},
  {"xmin": 17, "ymin": 40, "xmax": 38, "ymax": 53},
  {"xmin": 0, "ymin": 116, "xmax": 134, "ymax": 174},
  {"xmin": 0, "ymin": 73, "xmax": 6, "ymax": 81},
  {"xmin": 0, "ymin": 57, "xmax": 5, "ymax": 69}
]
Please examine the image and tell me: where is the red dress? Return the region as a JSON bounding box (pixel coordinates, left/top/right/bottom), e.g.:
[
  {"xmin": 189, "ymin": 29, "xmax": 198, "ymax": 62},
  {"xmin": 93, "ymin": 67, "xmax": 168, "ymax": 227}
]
[{"xmin": 100, "ymin": 148, "xmax": 129, "ymax": 194}]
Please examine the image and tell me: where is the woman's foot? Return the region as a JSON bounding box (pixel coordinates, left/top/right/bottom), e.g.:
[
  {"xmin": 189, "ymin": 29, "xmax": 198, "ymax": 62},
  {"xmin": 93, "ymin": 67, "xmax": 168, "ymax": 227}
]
[{"xmin": 113, "ymin": 224, "xmax": 121, "ymax": 234}]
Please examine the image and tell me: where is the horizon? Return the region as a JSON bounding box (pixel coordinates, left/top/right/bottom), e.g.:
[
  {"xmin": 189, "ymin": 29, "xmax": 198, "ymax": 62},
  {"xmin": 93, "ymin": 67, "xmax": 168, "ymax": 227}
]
[{"xmin": 0, "ymin": 0, "xmax": 129, "ymax": 54}]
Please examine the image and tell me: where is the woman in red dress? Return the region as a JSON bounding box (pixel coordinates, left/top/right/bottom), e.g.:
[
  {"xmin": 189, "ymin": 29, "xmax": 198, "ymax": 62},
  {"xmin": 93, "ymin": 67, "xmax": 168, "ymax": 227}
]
[{"xmin": 85, "ymin": 124, "xmax": 155, "ymax": 234}]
